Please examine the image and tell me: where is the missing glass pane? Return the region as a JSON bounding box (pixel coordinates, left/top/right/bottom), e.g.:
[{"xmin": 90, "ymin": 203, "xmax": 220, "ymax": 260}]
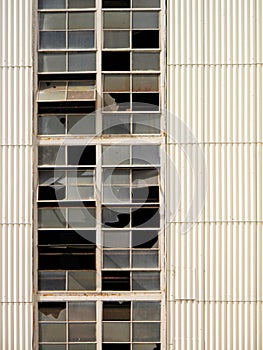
[
  {"xmin": 38, "ymin": 186, "xmax": 66, "ymax": 201},
  {"xmin": 104, "ymin": 93, "xmax": 130, "ymax": 111},
  {"xmin": 68, "ymin": 145, "xmax": 96, "ymax": 165},
  {"xmin": 39, "ymin": 302, "xmax": 66, "ymax": 321},
  {"xmin": 132, "ymin": 93, "xmax": 159, "ymax": 111},
  {"xmin": 102, "ymin": 271, "xmax": 130, "ymax": 290},
  {"xmin": 103, "ymin": 301, "xmax": 130, "ymax": 320},
  {"xmin": 103, "ymin": 345, "xmax": 130, "ymax": 350},
  {"xmin": 132, "ymin": 207, "xmax": 160, "ymax": 228},
  {"xmin": 102, "ymin": 207, "xmax": 130, "ymax": 228},
  {"xmin": 102, "ymin": 0, "xmax": 130, "ymax": 8},
  {"xmin": 102, "ymin": 52, "xmax": 130, "ymax": 71},
  {"xmin": 132, "ymin": 30, "xmax": 159, "ymax": 48}
]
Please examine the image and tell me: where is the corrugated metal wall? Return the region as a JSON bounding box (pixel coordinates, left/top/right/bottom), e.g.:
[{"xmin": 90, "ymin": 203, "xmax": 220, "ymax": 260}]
[
  {"xmin": 167, "ymin": 0, "xmax": 263, "ymax": 349},
  {"xmin": 0, "ymin": 0, "xmax": 33, "ymax": 349}
]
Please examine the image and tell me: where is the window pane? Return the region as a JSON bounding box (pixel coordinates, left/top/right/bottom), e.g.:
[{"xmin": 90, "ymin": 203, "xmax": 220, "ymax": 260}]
[
  {"xmin": 132, "ymin": 272, "xmax": 160, "ymax": 290},
  {"xmin": 103, "ymin": 115, "xmax": 130, "ymax": 134},
  {"xmin": 68, "ymin": 186, "xmax": 94, "ymax": 200},
  {"xmin": 68, "ymin": 170, "xmax": 94, "ymax": 185},
  {"xmin": 132, "ymin": 250, "xmax": 158, "ymax": 268},
  {"xmin": 68, "ymin": 208, "xmax": 96, "ymax": 228},
  {"xmin": 104, "ymin": 93, "xmax": 130, "ymax": 111},
  {"xmin": 104, "ymin": 74, "xmax": 130, "ymax": 92},
  {"xmin": 102, "ymin": 146, "xmax": 130, "ymax": 165},
  {"xmin": 69, "ymin": 12, "xmax": 94, "ymax": 29},
  {"xmin": 133, "ymin": 0, "xmax": 160, "ymax": 7},
  {"xmin": 103, "ymin": 250, "xmax": 130, "ymax": 268},
  {"xmin": 132, "ymin": 207, "xmax": 160, "ymax": 228},
  {"xmin": 68, "ymin": 271, "xmax": 96, "ymax": 290},
  {"xmin": 132, "ymin": 30, "xmax": 159, "ymax": 49},
  {"xmin": 133, "ymin": 12, "xmax": 159, "ymax": 29},
  {"xmin": 132, "ymin": 52, "xmax": 160, "ymax": 71},
  {"xmin": 69, "ymin": 31, "xmax": 94, "ymax": 49},
  {"xmin": 133, "ymin": 323, "xmax": 160, "ymax": 342},
  {"xmin": 39, "ymin": 31, "xmax": 66, "ymax": 49},
  {"xmin": 133, "ymin": 114, "xmax": 160, "ymax": 134},
  {"xmin": 38, "ymin": 0, "xmax": 66, "ymax": 9},
  {"xmin": 103, "ymin": 186, "xmax": 130, "ymax": 203},
  {"xmin": 69, "ymin": 52, "xmax": 96, "ymax": 72},
  {"xmin": 38, "ymin": 52, "xmax": 66, "ymax": 72},
  {"xmin": 39, "ymin": 302, "xmax": 66, "ymax": 322},
  {"xmin": 103, "ymin": 231, "xmax": 130, "ymax": 248},
  {"xmin": 102, "ymin": 207, "xmax": 130, "ymax": 228},
  {"xmin": 103, "ymin": 302, "xmax": 130, "ymax": 320},
  {"xmin": 132, "ymin": 145, "xmax": 160, "ymax": 165},
  {"xmin": 133, "ymin": 302, "xmax": 160, "ymax": 321},
  {"xmin": 103, "ymin": 169, "xmax": 130, "ymax": 185},
  {"xmin": 38, "ymin": 271, "xmax": 66, "ymax": 291},
  {"xmin": 38, "ymin": 209, "xmax": 66, "ymax": 228},
  {"xmin": 104, "ymin": 11, "xmax": 130, "ymax": 29},
  {"xmin": 68, "ymin": 0, "xmax": 95, "ymax": 7},
  {"xmin": 102, "ymin": 0, "xmax": 130, "ymax": 8},
  {"xmin": 103, "ymin": 322, "xmax": 130, "ymax": 342},
  {"xmin": 132, "ymin": 230, "xmax": 159, "ymax": 248},
  {"xmin": 39, "ymin": 169, "xmax": 65, "ymax": 185},
  {"xmin": 133, "ymin": 74, "xmax": 159, "ymax": 92},
  {"xmin": 38, "ymin": 146, "xmax": 65, "ymax": 165},
  {"xmin": 38, "ymin": 115, "xmax": 65, "ymax": 134},
  {"xmin": 132, "ymin": 169, "xmax": 159, "ymax": 185},
  {"xmin": 39, "ymin": 13, "xmax": 66, "ymax": 30},
  {"xmin": 39, "ymin": 345, "xmax": 66, "ymax": 350},
  {"xmin": 38, "ymin": 81, "xmax": 67, "ymax": 101},
  {"xmin": 39, "ymin": 323, "xmax": 66, "ymax": 342},
  {"xmin": 68, "ymin": 114, "xmax": 96, "ymax": 134},
  {"xmin": 69, "ymin": 323, "xmax": 96, "ymax": 342},
  {"xmin": 69, "ymin": 302, "xmax": 96, "ymax": 321},
  {"xmin": 69, "ymin": 345, "xmax": 96, "ymax": 350},
  {"xmin": 104, "ymin": 31, "xmax": 130, "ymax": 48}
]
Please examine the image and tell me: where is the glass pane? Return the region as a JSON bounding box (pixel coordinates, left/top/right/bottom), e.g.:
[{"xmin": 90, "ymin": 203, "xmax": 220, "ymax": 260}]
[
  {"xmin": 103, "ymin": 115, "xmax": 130, "ymax": 134},
  {"xmin": 38, "ymin": 209, "xmax": 66, "ymax": 228},
  {"xmin": 132, "ymin": 272, "xmax": 160, "ymax": 290},
  {"xmin": 132, "ymin": 145, "xmax": 160, "ymax": 165},
  {"xmin": 68, "ymin": 271, "xmax": 96, "ymax": 290},
  {"xmin": 39, "ymin": 323, "xmax": 66, "ymax": 342},
  {"xmin": 39, "ymin": 345, "xmax": 66, "ymax": 350},
  {"xmin": 39, "ymin": 31, "xmax": 66, "ymax": 49},
  {"xmin": 102, "ymin": 207, "xmax": 130, "ymax": 228},
  {"xmin": 104, "ymin": 93, "xmax": 130, "ymax": 111},
  {"xmin": 104, "ymin": 31, "xmax": 130, "ymax": 48},
  {"xmin": 133, "ymin": 114, "xmax": 160, "ymax": 134},
  {"xmin": 68, "ymin": 186, "xmax": 94, "ymax": 200},
  {"xmin": 69, "ymin": 12, "xmax": 94, "ymax": 29},
  {"xmin": 39, "ymin": 302, "xmax": 66, "ymax": 322},
  {"xmin": 103, "ymin": 250, "xmax": 130, "ymax": 268},
  {"xmin": 132, "ymin": 230, "xmax": 159, "ymax": 248},
  {"xmin": 133, "ymin": 12, "xmax": 159, "ymax": 29},
  {"xmin": 133, "ymin": 345, "xmax": 160, "ymax": 350},
  {"xmin": 103, "ymin": 301, "xmax": 130, "ymax": 320},
  {"xmin": 132, "ymin": 250, "xmax": 158, "ymax": 268},
  {"xmin": 133, "ymin": 323, "xmax": 160, "ymax": 342},
  {"xmin": 38, "ymin": 0, "xmax": 66, "ymax": 9},
  {"xmin": 132, "ymin": 52, "xmax": 160, "ymax": 70},
  {"xmin": 132, "ymin": 169, "xmax": 158, "ymax": 185},
  {"xmin": 132, "ymin": 207, "xmax": 160, "ymax": 228},
  {"xmin": 68, "ymin": 208, "xmax": 96, "ymax": 228},
  {"xmin": 68, "ymin": 0, "xmax": 95, "ymax": 8},
  {"xmin": 69, "ymin": 302, "xmax": 96, "ymax": 321},
  {"xmin": 103, "ymin": 322, "xmax": 130, "ymax": 342},
  {"xmin": 38, "ymin": 115, "xmax": 65, "ymax": 134},
  {"xmin": 69, "ymin": 52, "xmax": 96, "ymax": 72},
  {"xmin": 133, "ymin": 0, "xmax": 160, "ymax": 7},
  {"xmin": 67, "ymin": 81, "xmax": 96, "ymax": 100},
  {"xmin": 39, "ymin": 169, "xmax": 65, "ymax": 185},
  {"xmin": 69, "ymin": 345, "xmax": 96, "ymax": 350},
  {"xmin": 39, "ymin": 13, "xmax": 66, "ymax": 30},
  {"xmin": 103, "ymin": 169, "xmax": 130, "ymax": 185},
  {"xmin": 38, "ymin": 146, "xmax": 65, "ymax": 165},
  {"xmin": 68, "ymin": 170, "xmax": 94, "ymax": 185},
  {"xmin": 133, "ymin": 75, "xmax": 159, "ymax": 92},
  {"xmin": 69, "ymin": 323, "xmax": 96, "ymax": 342},
  {"xmin": 103, "ymin": 186, "xmax": 130, "ymax": 203},
  {"xmin": 103, "ymin": 231, "xmax": 130, "ymax": 248},
  {"xmin": 69, "ymin": 31, "xmax": 94, "ymax": 49},
  {"xmin": 38, "ymin": 52, "xmax": 66, "ymax": 72},
  {"xmin": 68, "ymin": 114, "xmax": 96, "ymax": 134},
  {"xmin": 132, "ymin": 30, "xmax": 159, "ymax": 49},
  {"xmin": 104, "ymin": 11, "xmax": 130, "ymax": 29},
  {"xmin": 38, "ymin": 271, "xmax": 66, "ymax": 291},
  {"xmin": 133, "ymin": 302, "xmax": 160, "ymax": 321},
  {"xmin": 102, "ymin": 146, "xmax": 130, "ymax": 165},
  {"xmin": 38, "ymin": 81, "xmax": 66, "ymax": 101},
  {"xmin": 104, "ymin": 74, "xmax": 130, "ymax": 92}
]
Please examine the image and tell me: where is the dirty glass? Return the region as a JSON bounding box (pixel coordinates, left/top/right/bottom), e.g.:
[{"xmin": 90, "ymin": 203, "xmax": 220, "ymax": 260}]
[
  {"xmin": 103, "ymin": 302, "xmax": 130, "ymax": 320},
  {"xmin": 102, "ymin": 146, "xmax": 130, "ymax": 165},
  {"xmin": 103, "ymin": 323, "xmax": 130, "ymax": 342},
  {"xmin": 104, "ymin": 11, "xmax": 130, "ymax": 29},
  {"xmin": 69, "ymin": 31, "xmax": 95, "ymax": 49},
  {"xmin": 39, "ymin": 53, "xmax": 66, "ymax": 72},
  {"xmin": 133, "ymin": 114, "xmax": 160, "ymax": 134},
  {"xmin": 39, "ymin": 323, "xmax": 66, "ymax": 342},
  {"xmin": 103, "ymin": 115, "xmax": 130, "ymax": 134},
  {"xmin": 133, "ymin": 74, "xmax": 159, "ymax": 92},
  {"xmin": 132, "ymin": 12, "xmax": 159, "ymax": 29},
  {"xmin": 69, "ymin": 12, "xmax": 94, "ymax": 29},
  {"xmin": 133, "ymin": 0, "xmax": 160, "ymax": 7},
  {"xmin": 104, "ymin": 74, "xmax": 130, "ymax": 92},
  {"xmin": 103, "ymin": 250, "xmax": 130, "ymax": 268},
  {"xmin": 38, "ymin": 115, "xmax": 65, "ymax": 134},
  {"xmin": 40, "ymin": 31, "xmax": 66, "ymax": 49},
  {"xmin": 132, "ymin": 52, "xmax": 160, "ymax": 71},
  {"xmin": 132, "ymin": 322, "xmax": 160, "ymax": 342},
  {"xmin": 132, "ymin": 250, "xmax": 158, "ymax": 268},
  {"xmin": 38, "ymin": 208, "xmax": 66, "ymax": 228},
  {"xmin": 104, "ymin": 31, "xmax": 130, "ymax": 48},
  {"xmin": 103, "ymin": 231, "xmax": 130, "ymax": 248},
  {"xmin": 38, "ymin": 146, "xmax": 65, "ymax": 165},
  {"xmin": 38, "ymin": 272, "xmax": 66, "ymax": 290},
  {"xmin": 69, "ymin": 302, "xmax": 96, "ymax": 321},
  {"xmin": 68, "ymin": 114, "xmax": 96, "ymax": 133},
  {"xmin": 69, "ymin": 52, "xmax": 96, "ymax": 72},
  {"xmin": 68, "ymin": 271, "xmax": 96, "ymax": 290},
  {"xmin": 68, "ymin": 0, "xmax": 95, "ymax": 8},
  {"xmin": 68, "ymin": 208, "xmax": 96, "ymax": 228},
  {"xmin": 39, "ymin": 13, "xmax": 66, "ymax": 30},
  {"xmin": 132, "ymin": 145, "xmax": 160, "ymax": 165},
  {"xmin": 69, "ymin": 323, "xmax": 96, "ymax": 342},
  {"xmin": 133, "ymin": 301, "xmax": 160, "ymax": 320},
  {"xmin": 132, "ymin": 272, "xmax": 160, "ymax": 290},
  {"xmin": 39, "ymin": 0, "xmax": 66, "ymax": 9}
]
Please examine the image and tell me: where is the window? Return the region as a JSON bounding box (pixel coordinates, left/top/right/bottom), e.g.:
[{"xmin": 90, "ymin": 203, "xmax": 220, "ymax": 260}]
[{"xmin": 36, "ymin": 0, "xmax": 165, "ymax": 349}]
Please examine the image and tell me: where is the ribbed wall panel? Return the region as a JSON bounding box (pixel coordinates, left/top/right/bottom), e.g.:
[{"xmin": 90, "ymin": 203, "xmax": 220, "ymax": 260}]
[
  {"xmin": 0, "ymin": 302, "xmax": 32, "ymax": 350},
  {"xmin": 167, "ymin": 65, "xmax": 260, "ymax": 143},
  {"xmin": 0, "ymin": 0, "xmax": 32, "ymax": 66},
  {"xmin": 168, "ymin": 0, "xmax": 257, "ymax": 65},
  {"xmin": 0, "ymin": 68, "xmax": 33, "ymax": 146}
]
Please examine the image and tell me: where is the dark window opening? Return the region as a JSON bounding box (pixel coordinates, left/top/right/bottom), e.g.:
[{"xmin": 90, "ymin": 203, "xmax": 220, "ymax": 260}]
[
  {"xmin": 132, "ymin": 93, "xmax": 159, "ymax": 111},
  {"xmin": 132, "ymin": 207, "xmax": 160, "ymax": 227},
  {"xmin": 38, "ymin": 230, "xmax": 96, "ymax": 245},
  {"xmin": 38, "ymin": 101, "xmax": 95, "ymax": 114},
  {"xmin": 132, "ymin": 186, "xmax": 159, "ymax": 203},
  {"xmin": 103, "ymin": 208, "xmax": 130, "ymax": 228},
  {"xmin": 132, "ymin": 30, "xmax": 159, "ymax": 48},
  {"xmin": 103, "ymin": 345, "xmax": 130, "ymax": 350},
  {"xmin": 68, "ymin": 145, "xmax": 96, "ymax": 165},
  {"xmin": 38, "ymin": 186, "xmax": 66, "ymax": 201},
  {"xmin": 102, "ymin": 52, "xmax": 130, "ymax": 71},
  {"xmin": 39, "ymin": 246, "xmax": 96, "ymax": 270},
  {"xmin": 102, "ymin": 271, "xmax": 130, "ymax": 290},
  {"xmin": 38, "ymin": 302, "xmax": 66, "ymax": 320},
  {"xmin": 102, "ymin": 0, "xmax": 130, "ymax": 8},
  {"xmin": 103, "ymin": 302, "xmax": 130, "ymax": 320}
]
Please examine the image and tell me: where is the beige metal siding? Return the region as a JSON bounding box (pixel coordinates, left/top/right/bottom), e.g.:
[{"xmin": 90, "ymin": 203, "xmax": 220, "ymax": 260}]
[
  {"xmin": 0, "ymin": 0, "xmax": 33, "ymax": 348},
  {"xmin": 167, "ymin": 0, "xmax": 262, "ymax": 348}
]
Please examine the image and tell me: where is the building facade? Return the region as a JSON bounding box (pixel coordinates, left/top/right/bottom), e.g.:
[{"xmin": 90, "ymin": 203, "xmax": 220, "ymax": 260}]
[{"xmin": 0, "ymin": 0, "xmax": 263, "ymax": 349}]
